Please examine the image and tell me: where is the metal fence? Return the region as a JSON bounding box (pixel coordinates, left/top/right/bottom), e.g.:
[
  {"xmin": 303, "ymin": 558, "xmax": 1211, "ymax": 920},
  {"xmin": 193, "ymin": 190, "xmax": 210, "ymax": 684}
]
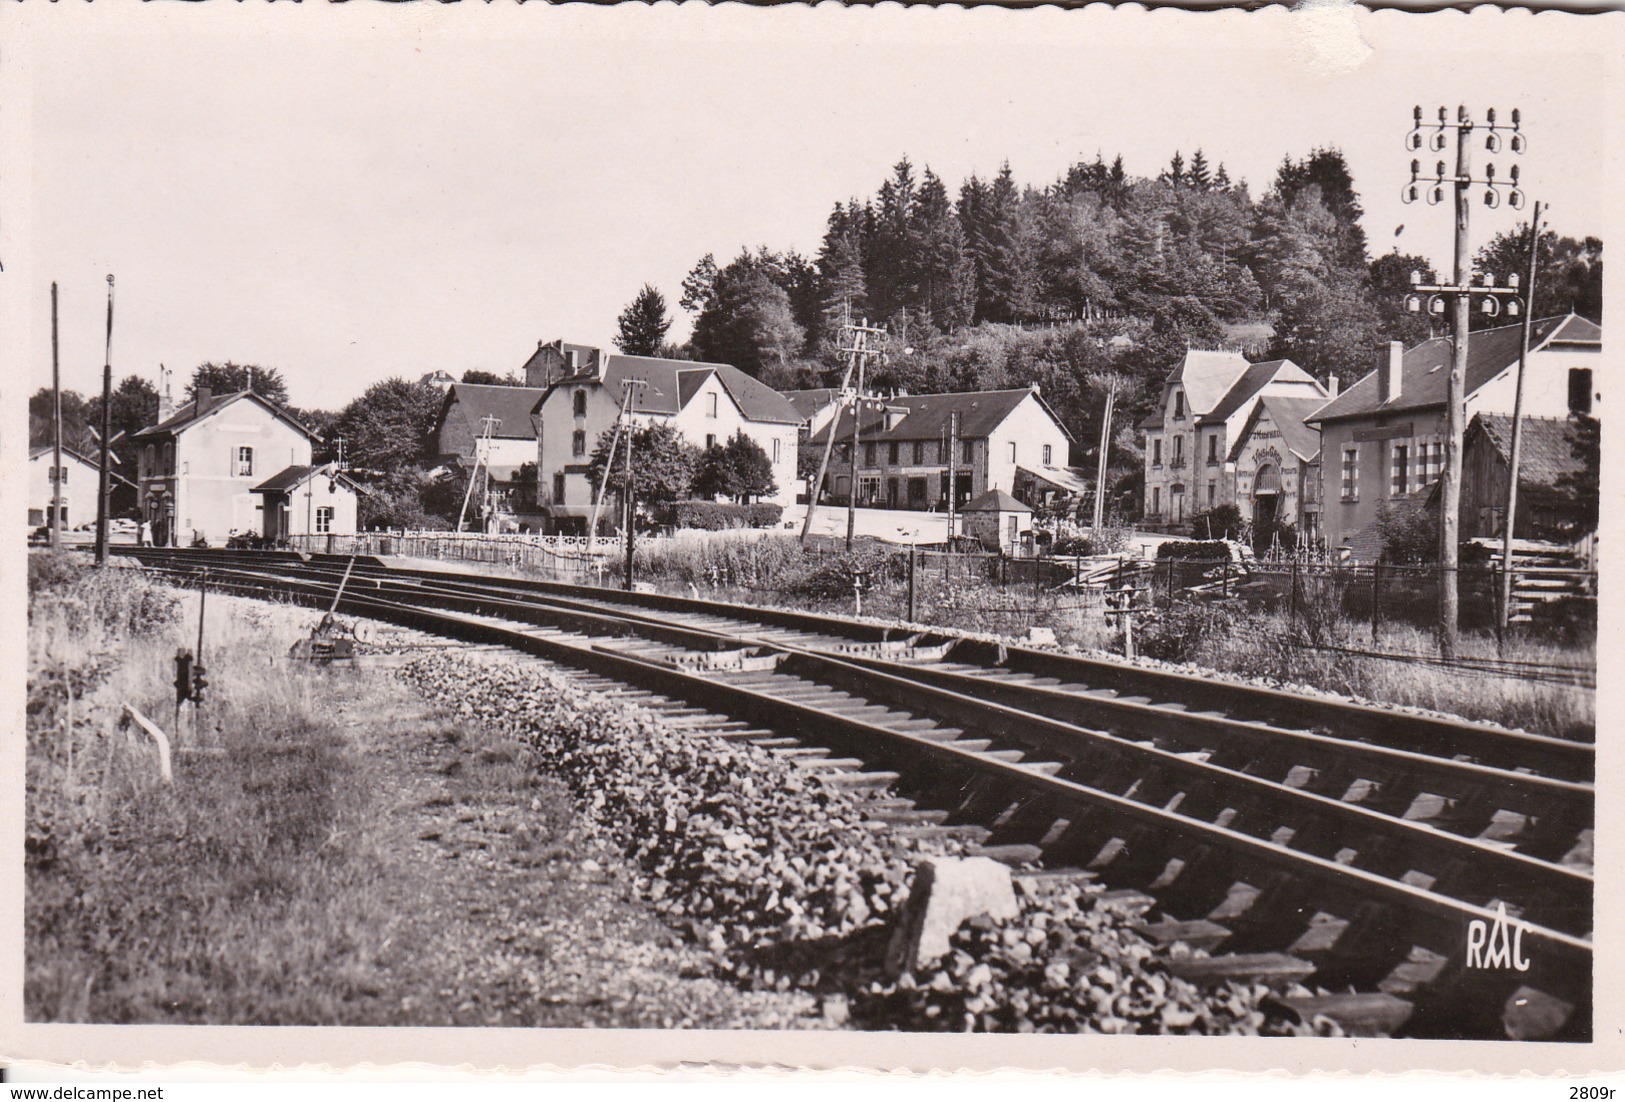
[
  {"xmin": 286, "ymin": 531, "xmax": 615, "ymax": 580},
  {"xmin": 1132, "ymin": 557, "xmax": 1596, "ymax": 636}
]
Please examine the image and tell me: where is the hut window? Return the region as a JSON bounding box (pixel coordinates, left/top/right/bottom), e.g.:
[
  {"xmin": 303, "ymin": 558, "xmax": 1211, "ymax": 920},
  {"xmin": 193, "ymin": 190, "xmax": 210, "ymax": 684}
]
[
  {"xmin": 236, "ymin": 446, "xmax": 254, "ymax": 477},
  {"xmin": 315, "ymin": 506, "xmax": 334, "ymax": 534}
]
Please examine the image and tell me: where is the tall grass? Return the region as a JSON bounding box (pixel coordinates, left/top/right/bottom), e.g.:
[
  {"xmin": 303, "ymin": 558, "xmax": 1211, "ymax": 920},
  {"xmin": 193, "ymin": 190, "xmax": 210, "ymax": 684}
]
[
  {"xmin": 624, "ymin": 542, "xmax": 1593, "ymax": 739},
  {"xmin": 25, "ymin": 557, "xmax": 395, "ymax": 1022},
  {"xmin": 1167, "ymin": 604, "xmax": 1595, "ymax": 740}
]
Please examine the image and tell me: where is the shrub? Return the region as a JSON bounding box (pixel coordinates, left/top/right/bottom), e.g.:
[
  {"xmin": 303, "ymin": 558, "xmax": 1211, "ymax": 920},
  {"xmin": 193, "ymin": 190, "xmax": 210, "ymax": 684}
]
[
  {"xmin": 1050, "ymin": 536, "xmax": 1098, "ymax": 557},
  {"xmin": 793, "ymin": 547, "xmax": 907, "ymax": 599},
  {"xmin": 1156, "ymin": 539, "xmax": 1235, "ymax": 561},
  {"xmin": 1136, "ymin": 599, "xmax": 1243, "ymax": 664},
  {"xmin": 1187, "ymin": 504, "xmax": 1244, "ymax": 541},
  {"xmin": 635, "ymin": 534, "xmax": 805, "ymax": 588},
  {"xmin": 28, "ymin": 551, "xmax": 90, "ymax": 595},
  {"xmin": 1376, "ymin": 502, "xmax": 1438, "ymax": 563},
  {"xmin": 661, "ymin": 501, "xmax": 783, "ymax": 531}
]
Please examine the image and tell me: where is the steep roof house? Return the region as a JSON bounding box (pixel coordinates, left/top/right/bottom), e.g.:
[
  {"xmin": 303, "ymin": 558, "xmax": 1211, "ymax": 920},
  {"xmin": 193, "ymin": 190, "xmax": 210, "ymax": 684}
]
[
  {"xmin": 253, "ymin": 462, "xmax": 369, "ymax": 543},
  {"xmin": 804, "ymin": 387, "xmax": 1072, "ymax": 515},
  {"xmin": 1226, "ymin": 394, "xmax": 1330, "ymax": 541},
  {"xmin": 131, "ymin": 387, "xmax": 318, "ymax": 546},
  {"xmin": 27, "ymin": 445, "xmax": 136, "ymax": 530},
  {"xmin": 1307, "ymin": 314, "xmax": 1601, "ymax": 557},
  {"xmin": 534, "ymin": 346, "xmax": 801, "ymax": 531},
  {"xmin": 781, "ymin": 388, "xmax": 845, "ymax": 439},
  {"xmin": 1140, "ymin": 350, "xmax": 1329, "ymax": 527}
]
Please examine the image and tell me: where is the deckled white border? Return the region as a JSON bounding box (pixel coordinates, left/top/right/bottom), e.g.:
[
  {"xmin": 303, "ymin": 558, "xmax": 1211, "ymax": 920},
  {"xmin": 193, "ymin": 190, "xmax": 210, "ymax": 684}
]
[{"xmin": 1, "ymin": 0, "xmax": 1620, "ymax": 1080}]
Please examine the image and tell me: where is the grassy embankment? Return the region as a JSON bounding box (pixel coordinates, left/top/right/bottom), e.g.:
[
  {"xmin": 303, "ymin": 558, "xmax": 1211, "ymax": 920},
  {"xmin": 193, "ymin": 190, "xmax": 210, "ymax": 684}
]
[
  {"xmin": 24, "ymin": 552, "xmax": 802, "ymax": 1026},
  {"xmin": 626, "ymin": 533, "xmax": 1595, "ymax": 740}
]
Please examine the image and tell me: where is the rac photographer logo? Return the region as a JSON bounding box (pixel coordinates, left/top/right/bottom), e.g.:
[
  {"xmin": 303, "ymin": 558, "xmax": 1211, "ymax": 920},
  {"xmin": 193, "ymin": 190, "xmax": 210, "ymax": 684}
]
[{"xmin": 1466, "ymin": 901, "xmax": 1531, "ymax": 971}]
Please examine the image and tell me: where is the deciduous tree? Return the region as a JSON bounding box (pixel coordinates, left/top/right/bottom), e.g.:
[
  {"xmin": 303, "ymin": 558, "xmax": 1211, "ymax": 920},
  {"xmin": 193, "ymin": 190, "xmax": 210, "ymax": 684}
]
[
  {"xmin": 587, "ymin": 421, "xmax": 701, "ymax": 512},
  {"xmin": 695, "ymin": 432, "xmax": 778, "ymax": 502},
  {"xmin": 186, "ymin": 362, "xmax": 290, "ymax": 407}
]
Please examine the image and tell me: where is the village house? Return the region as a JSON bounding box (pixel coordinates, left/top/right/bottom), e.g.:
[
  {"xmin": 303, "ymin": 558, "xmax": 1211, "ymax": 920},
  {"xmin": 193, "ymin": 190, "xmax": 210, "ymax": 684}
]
[
  {"xmin": 27, "ymin": 445, "xmax": 135, "ymax": 530},
  {"xmin": 533, "ymin": 346, "xmax": 801, "ymax": 532},
  {"xmin": 432, "ymin": 382, "xmax": 552, "ymax": 525},
  {"xmin": 252, "ymin": 463, "xmax": 368, "ymax": 543},
  {"xmin": 1139, "ymin": 351, "xmax": 1330, "ymax": 526},
  {"xmin": 1225, "ymin": 395, "xmax": 1329, "ymax": 541},
  {"xmin": 803, "ymin": 387, "xmax": 1072, "ymax": 515},
  {"xmin": 782, "ymin": 388, "xmax": 845, "ymax": 440},
  {"xmin": 1460, "ymin": 413, "xmax": 1594, "ymax": 543},
  {"xmin": 1306, "ymin": 314, "xmax": 1601, "ymax": 557},
  {"xmin": 521, "ymin": 340, "xmax": 608, "ymax": 388},
  {"xmin": 131, "ymin": 387, "xmax": 321, "ymax": 546}
]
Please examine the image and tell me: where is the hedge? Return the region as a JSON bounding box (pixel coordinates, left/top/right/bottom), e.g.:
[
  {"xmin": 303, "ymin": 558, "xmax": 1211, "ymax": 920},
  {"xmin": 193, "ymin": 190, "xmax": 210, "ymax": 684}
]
[
  {"xmin": 662, "ymin": 500, "xmax": 784, "ymax": 531},
  {"xmin": 1156, "ymin": 539, "xmax": 1237, "ymax": 561}
]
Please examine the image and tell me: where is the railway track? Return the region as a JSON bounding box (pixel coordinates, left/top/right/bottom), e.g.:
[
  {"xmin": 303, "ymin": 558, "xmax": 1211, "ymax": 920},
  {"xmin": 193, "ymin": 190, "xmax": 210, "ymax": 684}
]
[{"xmin": 113, "ymin": 546, "xmax": 1594, "ymax": 1040}]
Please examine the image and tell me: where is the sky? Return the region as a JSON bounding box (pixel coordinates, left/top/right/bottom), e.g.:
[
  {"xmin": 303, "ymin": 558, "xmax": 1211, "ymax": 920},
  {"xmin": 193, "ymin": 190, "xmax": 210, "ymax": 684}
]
[{"xmin": 9, "ymin": 3, "xmax": 1618, "ymax": 413}]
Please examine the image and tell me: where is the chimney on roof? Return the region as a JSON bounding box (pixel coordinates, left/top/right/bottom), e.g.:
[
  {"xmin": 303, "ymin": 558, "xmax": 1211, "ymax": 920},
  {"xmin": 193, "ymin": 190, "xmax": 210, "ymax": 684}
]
[
  {"xmin": 1376, "ymin": 341, "xmax": 1404, "ymax": 404},
  {"xmin": 195, "ymin": 384, "xmax": 213, "ymax": 410},
  {"xmin": 156, "ymin": 365, "xmax": 174, "ymax": 424},
  {"xmin": 1326, "ymin": 375, "xmax": 1340, "ymax": 398}
]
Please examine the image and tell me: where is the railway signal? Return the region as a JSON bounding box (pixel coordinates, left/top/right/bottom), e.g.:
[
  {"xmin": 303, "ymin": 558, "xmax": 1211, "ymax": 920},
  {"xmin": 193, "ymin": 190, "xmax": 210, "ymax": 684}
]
[{"xmin": 174, "ymin": 648, "xmax": 195, "ymax": 706}]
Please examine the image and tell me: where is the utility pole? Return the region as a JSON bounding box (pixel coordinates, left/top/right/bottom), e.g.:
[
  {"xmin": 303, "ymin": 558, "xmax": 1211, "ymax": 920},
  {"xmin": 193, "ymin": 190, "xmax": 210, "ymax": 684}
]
[
  {"xmin": 589, "ymin": 381, "xmax": 638, "ymax": 547},
  {"xmin": 1401, "ymin": 105, "xmax": 1527, "ymax": 659},
  {"xmin": 801, "ymin": 317, "xmax": 887, "ymax": 546},
  {"xmin": 95, "ymin": 275, "xmax": 115, "ymax": 566},
  {"xmin": 50, "ymin": 283, "xmax": 63, "ymax": 550},
  {"xmin": 1093, "ymin": 381, "xmax": 1117, "ymax": 532},
  {"xmin": 457, "ymin": 414, "xmax": 500, "ymax": 532},
  {"xmin": 1498, "ymin": 201, "xmax": 1546, "ymax": 646},
  {"xmin": 844, "ymin": 339, "xmax": 868, "ymax": 552},
  {"xmin": 945, "ymin": 411, "xmax": 960, "ymax": 548},
  {"xmin": 623, "ymin": 391, "xmax": 636, "ymax": 591}
]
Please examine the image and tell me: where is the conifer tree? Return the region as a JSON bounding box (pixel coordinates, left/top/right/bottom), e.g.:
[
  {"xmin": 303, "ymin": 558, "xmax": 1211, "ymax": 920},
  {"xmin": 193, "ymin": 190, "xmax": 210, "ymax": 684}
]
[
  {"xmin": 614, "ymin": 283, "xmax": 673, "ymax": 357},
  {"xmin": 1188, "ymin": 149, "xmax": 1212, "ymax": 191}
]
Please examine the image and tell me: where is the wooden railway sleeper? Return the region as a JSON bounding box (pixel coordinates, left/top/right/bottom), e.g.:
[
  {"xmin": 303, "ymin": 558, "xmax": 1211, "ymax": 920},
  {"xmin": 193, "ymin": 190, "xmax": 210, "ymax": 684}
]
[
  {"xmin": 1307, "ymin": 902, "xmax": 1432, "ymax": 994},
  {"xmin": 1143, "ymin": 843, "xmax": 1251, "ymax": 925},
  {"xmin": 981, "ymin": 796, "xmax": 1064, "ymax": 849}
]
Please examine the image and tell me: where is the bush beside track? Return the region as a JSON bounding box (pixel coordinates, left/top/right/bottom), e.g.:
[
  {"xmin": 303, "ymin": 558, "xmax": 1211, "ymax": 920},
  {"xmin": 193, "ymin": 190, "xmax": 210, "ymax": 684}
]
[{"xmin": 397, "ymin": 649, "xmax": 1339, "ymax": 1035}]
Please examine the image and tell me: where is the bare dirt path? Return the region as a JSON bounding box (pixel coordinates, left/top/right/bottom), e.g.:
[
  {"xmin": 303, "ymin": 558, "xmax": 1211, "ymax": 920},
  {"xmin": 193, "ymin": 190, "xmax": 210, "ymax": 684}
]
[{"xmin": 320, "ymin": 658, "xmax": 818, "ymax": 1028}]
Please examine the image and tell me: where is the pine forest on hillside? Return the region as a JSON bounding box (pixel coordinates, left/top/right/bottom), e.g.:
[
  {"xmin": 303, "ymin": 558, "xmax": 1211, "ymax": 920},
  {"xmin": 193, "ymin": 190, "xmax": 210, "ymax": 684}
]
[
  {"xmin": 33, "ymin": 149, "xmax": 1602, "ymax": 530},
  {"xmin": 654, "ymin": 149, "xmax": 1602, "ymax": 483}
]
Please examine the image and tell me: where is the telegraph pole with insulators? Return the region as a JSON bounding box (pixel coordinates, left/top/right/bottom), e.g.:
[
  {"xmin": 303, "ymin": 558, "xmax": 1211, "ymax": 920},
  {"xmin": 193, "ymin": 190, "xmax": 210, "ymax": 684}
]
[{"xmin": 1400, "ymin": 105, "xmax": 1528, "ymax": 659}]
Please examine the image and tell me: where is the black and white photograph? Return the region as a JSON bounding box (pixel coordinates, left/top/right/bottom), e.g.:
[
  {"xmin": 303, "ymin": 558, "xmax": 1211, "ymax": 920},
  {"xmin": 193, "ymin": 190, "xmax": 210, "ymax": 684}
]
[{"xmin": 2, "ymin": 0, "xmax": 1618, "ymax": 1080}]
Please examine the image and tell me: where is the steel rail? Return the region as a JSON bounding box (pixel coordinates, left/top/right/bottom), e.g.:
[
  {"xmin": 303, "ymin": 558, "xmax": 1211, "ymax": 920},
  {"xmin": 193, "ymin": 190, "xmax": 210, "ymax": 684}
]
[
  {"xmin": 121, "ymin": 551, "xmax": 1593, "ymax": 1037},
  {"xmin": 131, "ymin": 555, "xmax": 1591, "ymax": 927},
  {"xmin": 118, "ymin": 547, "xmax": 1594, "ymax": 782}
]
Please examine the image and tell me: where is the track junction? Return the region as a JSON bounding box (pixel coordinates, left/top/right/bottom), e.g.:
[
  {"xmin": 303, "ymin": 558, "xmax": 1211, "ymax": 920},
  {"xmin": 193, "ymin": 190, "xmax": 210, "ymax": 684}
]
[{"xmin": 115, "ymin": 546, "xmax": 1594, "ymax": 1041}]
